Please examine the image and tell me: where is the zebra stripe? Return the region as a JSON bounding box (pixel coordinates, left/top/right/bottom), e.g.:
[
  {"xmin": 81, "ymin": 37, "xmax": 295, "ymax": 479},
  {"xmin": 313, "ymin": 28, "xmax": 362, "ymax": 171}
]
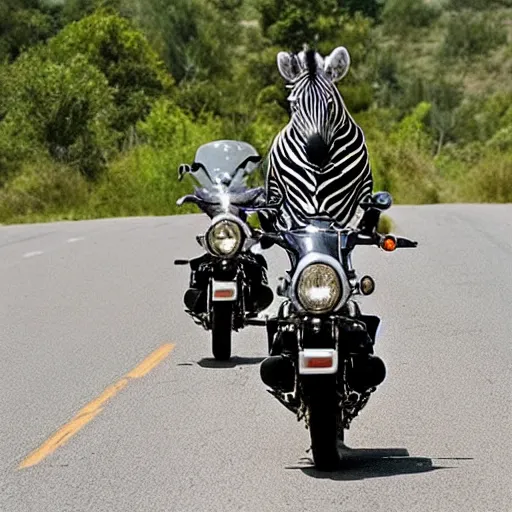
[{"xmin": 265, "ymin": 51, "xmax": 373, "ymax": 231}]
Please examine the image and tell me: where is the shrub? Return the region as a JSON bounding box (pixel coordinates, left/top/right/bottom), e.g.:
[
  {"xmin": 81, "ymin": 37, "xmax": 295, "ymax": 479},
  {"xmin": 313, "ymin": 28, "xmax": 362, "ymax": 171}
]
[
  {"xmin": 48, "ymin": 10, "xmax": 173, "ymax": 134},
  {"xmin": 136, "ymin": 98, "xmax": 224, "ymax": 150},
  {"xmin": 127, "ymin": 0, "xmax": 243, "ymax": 83},
  {"xmin": 0, "ymin": 159, "xmax": 90, "ymax": 223},
  {"xmin": 453, "ymin": 92, "xmax": 512, "ymax": 144},
  {"xmin": 382, "ymin": 0, "xmax": 441, "ymax": 33},
  {"xmin": 84, "ymin": 98, "xmax": 227, "ymax": 219},
  {"xmin": 0, "ymin": 1, "xmax": 56, "ymax": 62},
  {"xmin": 367, "ymin": 103, "xmax": 441, "ymax": 204},
  {"xmin": 441, "ymin": 11, "xmax": 507, "ymax": 61},
  {"xmin": 3, "ymin": 50, "xmax": 117, "ymax": 179},
  {"xmin": 456, "ymin": 150, "xmax": 512, "ymax": 203}
]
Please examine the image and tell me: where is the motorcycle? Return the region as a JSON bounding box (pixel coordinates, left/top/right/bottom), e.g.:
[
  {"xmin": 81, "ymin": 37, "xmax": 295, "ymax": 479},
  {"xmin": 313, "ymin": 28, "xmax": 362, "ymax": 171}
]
[
  {"xmin": 174, "ymin": 140, "xmax": 274, "ymax": 361},
  {"xmin": 247, "ymin": 192, "xmax": 417, "ymax": 470}
]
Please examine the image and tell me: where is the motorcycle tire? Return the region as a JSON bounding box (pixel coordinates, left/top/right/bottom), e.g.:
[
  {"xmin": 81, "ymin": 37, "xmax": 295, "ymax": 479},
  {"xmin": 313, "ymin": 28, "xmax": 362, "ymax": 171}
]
[
  {"xmin": 211, "ymin": 302, "xmax": 233, "ymax": 361},
  {"xmin": 305, "ymin": 375, "xmax": 341, "ymax": 471}
]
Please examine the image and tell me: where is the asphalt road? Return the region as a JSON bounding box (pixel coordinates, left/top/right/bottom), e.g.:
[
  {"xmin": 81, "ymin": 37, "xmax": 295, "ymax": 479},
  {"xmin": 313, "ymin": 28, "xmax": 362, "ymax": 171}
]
[{"xmin": 0, "ymin": 205, "xmax": 511, "ymax": 512}]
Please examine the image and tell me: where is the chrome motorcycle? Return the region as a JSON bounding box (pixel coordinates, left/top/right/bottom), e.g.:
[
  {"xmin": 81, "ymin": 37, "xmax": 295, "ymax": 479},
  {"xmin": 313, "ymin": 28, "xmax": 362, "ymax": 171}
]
[
  {"xmin": 249, "ymin": 192, "xmax": 417, "ymax": 470},
  {"xmin": 174, "ymin": 140, "xmax": 273, "ymax": 361}
]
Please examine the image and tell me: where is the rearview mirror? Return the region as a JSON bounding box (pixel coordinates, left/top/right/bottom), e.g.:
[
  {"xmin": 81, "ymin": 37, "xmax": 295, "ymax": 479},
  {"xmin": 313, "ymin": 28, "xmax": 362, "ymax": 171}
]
[
  {"xmin": 178, "ymin": 163, "xmax": 191, "ymax": 181},
  {"xmin": 371, "ymin": 192, "xmax": 392, "ymax": 210}
]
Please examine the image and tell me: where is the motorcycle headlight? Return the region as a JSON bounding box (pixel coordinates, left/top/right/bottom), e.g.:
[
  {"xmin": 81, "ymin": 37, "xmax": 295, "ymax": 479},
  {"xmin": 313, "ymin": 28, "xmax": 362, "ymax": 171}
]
[
  {"xmin": 297, "ymin": 263, "xmax": 341, "ymax": 314},
  {"xmin": 207, "ymin": 220, "xmax": 243, "ymax": 257}
]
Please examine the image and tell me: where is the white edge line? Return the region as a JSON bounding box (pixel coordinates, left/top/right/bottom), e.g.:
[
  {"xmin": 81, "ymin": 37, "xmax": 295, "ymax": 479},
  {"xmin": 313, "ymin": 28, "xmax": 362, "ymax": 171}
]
[
  {"xmin": 23, "ymin": 251, "xmax": 43, "ymax": 258},
  {"xmin": 67, "ymin": 237, "xmax": 85, "ymax": 243}
]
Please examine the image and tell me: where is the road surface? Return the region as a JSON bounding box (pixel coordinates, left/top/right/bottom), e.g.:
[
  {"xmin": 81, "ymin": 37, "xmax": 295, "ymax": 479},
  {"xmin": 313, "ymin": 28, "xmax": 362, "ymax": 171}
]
[{"xmin": 0, "ymin": 205, "xmax": 511, "ymax": 511}]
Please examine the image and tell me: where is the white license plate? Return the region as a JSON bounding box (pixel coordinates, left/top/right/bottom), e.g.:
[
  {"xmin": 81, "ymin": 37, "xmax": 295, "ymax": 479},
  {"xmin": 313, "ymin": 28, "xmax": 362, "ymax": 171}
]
[
  {"xmin": 299, "ymin": 349, "xmax": 338, "ymax": 375},
  {"xmin": 211, "ymin": 280, "xmax": 238, "ymax": 301}
]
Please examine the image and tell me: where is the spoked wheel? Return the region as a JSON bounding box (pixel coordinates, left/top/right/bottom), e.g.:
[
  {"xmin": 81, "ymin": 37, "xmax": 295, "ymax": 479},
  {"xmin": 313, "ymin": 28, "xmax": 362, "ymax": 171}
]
[
  {"xmin": 305, "ymin": 375, "xmax": 341, "ymax": 471},
  {"xmin": 211, "ymin": 302, "xmax": 233, "ymax": 361}
]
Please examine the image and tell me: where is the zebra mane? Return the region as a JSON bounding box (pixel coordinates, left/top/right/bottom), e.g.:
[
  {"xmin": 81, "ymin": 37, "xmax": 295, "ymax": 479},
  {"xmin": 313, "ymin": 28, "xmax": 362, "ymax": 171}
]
[{"xmin": 305, "ymin": 49, "xmax": 317, "ymax": 79}]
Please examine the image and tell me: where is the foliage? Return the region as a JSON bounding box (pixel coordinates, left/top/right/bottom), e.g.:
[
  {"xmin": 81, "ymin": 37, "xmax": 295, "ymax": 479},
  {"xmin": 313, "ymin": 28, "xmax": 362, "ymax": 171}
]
[
  {"xmin": 126, "ymin": 0, "xmax": 243, "ymax": 83},
  {"xmin": 342, "ymin": 0, "xmax": 383, "ymax": 20},
  {"xmin": 441, "ymin": 11, "xmax": 507, "ymax": 61},
  {"xmin": 86, "ymin": 101, "xmax": 225, "ymax": 218},
  {"xmin": 47, "ymin": 10, "xmax": 173, "ymax": 135},
  {"xmin": 0, "ymin": 159, "xmax": 90, "ymax": 222},
  {"xmin": 1, "ymin": 51, "xmax": 117, "ymax": 179},
  {"xmin": 447, "ymin": 0, "xmax": 512, "ymax": 10},
  {"xmin": 453, "ymin": 92, "xmax": 512, "ymax": 144},
  {"xmin": 381, "ymin": 0, "xmax": 440, "ymax": 33},
  {"xmin": 0, "ymin": 0, "xmax": 58, "ymax": 62},
  {"xmin": 368, "ymin": 103, "xmax": 441, "ymax": 204},
  {"xmin": 0, "ymin": 0, "xmax": 511, "ymax": 224}
]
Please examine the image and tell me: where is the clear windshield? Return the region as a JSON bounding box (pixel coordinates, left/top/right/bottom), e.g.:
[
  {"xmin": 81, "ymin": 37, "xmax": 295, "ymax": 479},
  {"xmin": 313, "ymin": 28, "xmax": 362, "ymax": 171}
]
[{"xmin": 189, "ymin": 140, "xmax": 261, "ymax": 191}]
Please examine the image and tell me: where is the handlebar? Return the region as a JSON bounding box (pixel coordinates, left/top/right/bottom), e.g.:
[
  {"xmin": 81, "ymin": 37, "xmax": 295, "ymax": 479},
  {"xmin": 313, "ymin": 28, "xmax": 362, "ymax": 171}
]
[{"xmin": 256, "ymin": 228, "xmax": 417, "ymax": 253}]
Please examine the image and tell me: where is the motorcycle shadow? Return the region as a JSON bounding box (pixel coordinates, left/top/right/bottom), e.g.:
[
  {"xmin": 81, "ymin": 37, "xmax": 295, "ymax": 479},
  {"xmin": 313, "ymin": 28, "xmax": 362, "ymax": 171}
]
[
  {"xmin": 289, "ymin": 446, "xmax": 449, "ymax": 480},
  {"xmin": 196, "ymin": 356, "xmax": 266, "ymax": 369}
]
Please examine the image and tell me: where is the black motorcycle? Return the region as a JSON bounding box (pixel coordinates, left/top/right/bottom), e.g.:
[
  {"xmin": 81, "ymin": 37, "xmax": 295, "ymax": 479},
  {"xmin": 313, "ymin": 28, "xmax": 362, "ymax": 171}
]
[
  {"xmin": 174, "ymin": 140, "xmax": 274, "ymax": 361},
  {"xmin": 248, "ymin": 192, "xmax": 417, "ymax": 470}
]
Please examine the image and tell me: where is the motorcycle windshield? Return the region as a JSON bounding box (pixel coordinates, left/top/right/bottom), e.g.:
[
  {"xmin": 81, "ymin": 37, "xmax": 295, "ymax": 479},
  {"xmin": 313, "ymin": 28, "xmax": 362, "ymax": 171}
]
[
  {"xmin": 190, "ymin": 140, "xmax": 261, "ymax": 192},
  {"xmin": 282, "ymin": 222, "xmax": 340, "ymax": 264}
]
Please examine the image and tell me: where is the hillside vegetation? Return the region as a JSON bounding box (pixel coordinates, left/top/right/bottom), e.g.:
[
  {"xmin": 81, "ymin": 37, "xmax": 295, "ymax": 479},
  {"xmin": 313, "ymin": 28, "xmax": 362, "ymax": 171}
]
[{"xmin": 0, "ymin": 0, "xmax": 511, "ymax": 223}]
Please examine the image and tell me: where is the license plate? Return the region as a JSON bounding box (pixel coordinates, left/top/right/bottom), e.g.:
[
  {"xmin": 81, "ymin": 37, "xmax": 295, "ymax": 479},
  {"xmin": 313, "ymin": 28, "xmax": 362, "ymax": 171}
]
[
  {"xmin": 299, "ymin": 349, "xmax": 338, "ymax": 375},
  {"xmin": 211, "ymin": 280, "xmax": 238, "ymax": 301}
]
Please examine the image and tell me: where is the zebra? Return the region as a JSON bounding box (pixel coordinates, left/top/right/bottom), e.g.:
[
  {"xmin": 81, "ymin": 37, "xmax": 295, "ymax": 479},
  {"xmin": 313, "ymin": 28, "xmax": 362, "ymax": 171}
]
[{"xmin": 264, "ymin": 46, "xmax": 373, "ymax": 231}]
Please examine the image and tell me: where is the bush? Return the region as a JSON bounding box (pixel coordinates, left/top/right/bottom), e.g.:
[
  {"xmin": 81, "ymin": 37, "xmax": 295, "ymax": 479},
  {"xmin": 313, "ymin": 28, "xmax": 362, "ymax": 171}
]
[
  {"xmin": 447, "ymin": 0, "xmax": 511, "ymax": 10},
  {"xmin": 455, "ymin": 150, "xmax": 512, "ymax": 202},
  {"xmin": 382, "ymin": 0, "xmax": 441, "ymax": 33},
  {"xmin": 368, "ymin": 103, "xmax": 441, "ymax": 204},
  {"xmin": 87, "ymin": 146, "xmax": 196, "ymax": 218},
  {"xmin": 441, "ymin": 11, "xmax": 507, "ymax": 61},
  {"xmin": 136, "ymin": 97, "xmax": 223, "ymax": 150},
  {"xmin": 0, "ymin": 1, "xmax": 56, "ymax": 62},
  {"xmin": 127, "ymin": 0, "xmax": 243, "ymax": 83},
  {"xmin": 3, "ymin": 50, "xmax": 117, "ymax": 179},
  {"xmin": 453, "ymin": 92, "xmax": 512, "ymax": 144},
  {"xmin": 84, "ymin": 98, "xmax": 227, "ymax": 219},
  {"xmin": 0, "ymin": 159, "xmax": 90, "ymax": 223},
  {"xmin": 48, "ymin": 10, "xmax": 173, "ymax": 134}
]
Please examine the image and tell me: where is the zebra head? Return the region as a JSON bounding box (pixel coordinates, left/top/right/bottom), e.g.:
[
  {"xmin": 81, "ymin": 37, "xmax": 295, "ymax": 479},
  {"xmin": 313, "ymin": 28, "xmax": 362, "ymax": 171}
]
[{"xmin": 277, "ymin": 46, "xmax": 351, "ymax": 167}]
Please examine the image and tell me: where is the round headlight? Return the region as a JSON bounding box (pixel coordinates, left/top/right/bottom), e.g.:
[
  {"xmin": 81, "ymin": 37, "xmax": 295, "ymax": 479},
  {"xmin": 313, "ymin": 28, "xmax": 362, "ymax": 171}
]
[
  {"xmin": 207, "ymin": 220, "xmax": 243, "ymax": 257},
  {"xmin": 297, "ymin": 263, "xmax": 341, "ymax": 313}
]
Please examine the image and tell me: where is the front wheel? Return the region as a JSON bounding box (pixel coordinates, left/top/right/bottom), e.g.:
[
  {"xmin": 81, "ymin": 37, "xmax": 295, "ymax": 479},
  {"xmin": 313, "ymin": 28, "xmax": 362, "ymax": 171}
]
[
  {"xmin": 304, "ymin": 376, "xmax": 341, "ymax": 471},
  {"xmin": 211, "ymin": 302, "xmax": 233, "ymax": 360}
]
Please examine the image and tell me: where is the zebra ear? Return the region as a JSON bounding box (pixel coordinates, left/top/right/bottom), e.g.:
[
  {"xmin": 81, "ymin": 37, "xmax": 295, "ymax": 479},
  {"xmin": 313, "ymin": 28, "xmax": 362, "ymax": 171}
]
[
  {"xmin": 324, "ymin": 46, "xmax": 351, "ymax": 82},
  {"xmin": 277, "ymin": 52, "xmax": 301, "ymax": 82}
]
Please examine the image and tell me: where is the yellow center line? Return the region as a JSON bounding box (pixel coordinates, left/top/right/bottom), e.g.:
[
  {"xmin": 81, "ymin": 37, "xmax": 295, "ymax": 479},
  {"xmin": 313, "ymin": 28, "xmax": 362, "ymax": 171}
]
[{"xmin": 18, "ymin": 343, "xmax": 175, "ymax": 470}]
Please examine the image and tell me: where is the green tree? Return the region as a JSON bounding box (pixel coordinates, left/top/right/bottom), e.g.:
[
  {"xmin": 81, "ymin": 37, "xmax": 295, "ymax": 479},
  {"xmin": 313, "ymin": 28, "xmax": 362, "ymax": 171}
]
[
  {"xmin": 342, "ymin": 0, "xmax": 383, "ymax": 19},
  {"xmin": 47, "ymin": 10, "xmax": 173, "ymax": 134},
  {"xmin": 381, "ymin": 0, "xmax": 440, "ymax": 33},
  {"xmin": 448, "ymin": 0, "xmax": 512, "ymax": 10},
  {"xmin": 0, "ymin": 0, "xmax": 58, "ymax": 62},
  {"xmin": 1, "ymin": 50, "xmax": 117, "ymax": 178},
  {"xmin": 125, "ymin": 0, "xmax": 243, "ymax": 83},
  {"xmin": 441, "ymin": 11, "xmax": 507, "ymax": 62},
  {"xmin": 453, "ymin": 92, "xmax": 512, "ymax": 144},
  {"xmin": 258, "ymin": 0, "xmax": 339, "ymax": 49}
]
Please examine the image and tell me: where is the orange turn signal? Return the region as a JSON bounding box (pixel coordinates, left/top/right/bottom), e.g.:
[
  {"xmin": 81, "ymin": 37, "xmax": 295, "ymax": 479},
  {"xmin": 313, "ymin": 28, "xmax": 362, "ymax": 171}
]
[{"xmin": 381, "ymin": 235, "xmax": 397, "ymax": 252}]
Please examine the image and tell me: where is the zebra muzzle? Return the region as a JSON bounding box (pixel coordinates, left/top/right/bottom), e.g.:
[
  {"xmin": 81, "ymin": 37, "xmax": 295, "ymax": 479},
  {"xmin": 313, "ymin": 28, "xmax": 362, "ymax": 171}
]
[{"xmin": 305, "ymin": 133, "xmax": 329, "ymax": 167}]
